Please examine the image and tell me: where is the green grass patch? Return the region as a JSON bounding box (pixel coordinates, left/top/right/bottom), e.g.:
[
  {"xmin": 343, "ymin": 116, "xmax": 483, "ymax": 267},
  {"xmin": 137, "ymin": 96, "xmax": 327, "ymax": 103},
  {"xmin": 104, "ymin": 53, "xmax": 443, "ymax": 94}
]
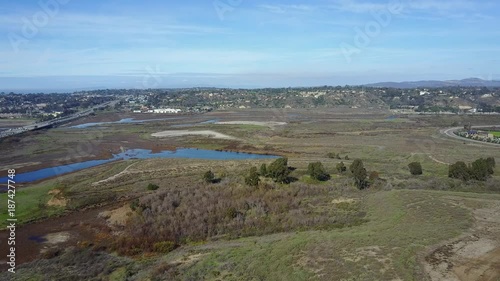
[
  {"xmin": 0, "ymin": 183, "xmax": 64, "ymax": 228},
  {"xmin": 489, "ymin": 131, "xmax": 500, "ymax": 137}
]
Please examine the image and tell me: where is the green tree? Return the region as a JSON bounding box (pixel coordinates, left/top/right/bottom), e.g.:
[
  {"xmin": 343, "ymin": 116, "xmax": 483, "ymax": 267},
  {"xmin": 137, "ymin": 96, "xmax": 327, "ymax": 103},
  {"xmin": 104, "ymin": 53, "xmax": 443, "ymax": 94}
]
[
  {"xmin": 260, "ymin": 163, "xmax": 268, "ymax": 177},
  {"xmin": 245, "ymin": 166, "xmax": 260, "ymax": 187},
  {"xmin": 336, "ymin": 162, "xmax": 347, "ymax": 173},
  {"xmin": 408, "ymin": 162, "xmax": 423, "ymax": 175},
  {"xmin": 267, "ymin": 157, "xmax": 290, "ymax": 183},
  {"xmin": 203, "ymin": 170, "xmax": 215, "ymax": 184},
  {"xmin": 350, "ymin": 159, "xmax": 368, "ymax": 189},
  {"xmin": 307, "ymin": 162, "xmax": 330, "ymax": 181},
  {"xmin": 470, "ymin": 158, "xmax": 493, "ymax": 181},
  {"xmin": 448, "ymin": 161, "xmax": 471, "ymax": 181}
]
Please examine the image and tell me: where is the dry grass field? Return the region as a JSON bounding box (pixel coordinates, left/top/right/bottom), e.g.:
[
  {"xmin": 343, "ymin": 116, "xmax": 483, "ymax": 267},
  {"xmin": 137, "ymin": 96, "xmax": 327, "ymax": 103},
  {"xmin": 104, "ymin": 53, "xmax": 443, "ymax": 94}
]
[{"xmin": 1, "ymin": 109, "xmax": 499, "ymax": 280}]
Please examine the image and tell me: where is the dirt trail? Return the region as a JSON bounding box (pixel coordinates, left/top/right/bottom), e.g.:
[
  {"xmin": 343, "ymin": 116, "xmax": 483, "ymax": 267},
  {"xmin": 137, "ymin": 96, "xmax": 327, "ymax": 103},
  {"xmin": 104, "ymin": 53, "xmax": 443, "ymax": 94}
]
[
  {"xmin": 410, "ymin": 152, "xmax": 450, "ymax": 165},
  {"xmin": 424, "ymin": 196, "xmax": 500, "ymax": 281},
  {"xmin": 92, "ymin": 162, "xmax": 139, "ymax": 186}
]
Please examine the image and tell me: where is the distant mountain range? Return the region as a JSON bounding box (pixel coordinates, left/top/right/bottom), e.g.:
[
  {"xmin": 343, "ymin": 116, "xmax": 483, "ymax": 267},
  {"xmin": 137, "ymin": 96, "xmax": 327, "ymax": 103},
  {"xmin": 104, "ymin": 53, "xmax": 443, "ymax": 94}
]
[{"xmin": 365, "ymin": 78, "xmax": 500, "ymax": 88}]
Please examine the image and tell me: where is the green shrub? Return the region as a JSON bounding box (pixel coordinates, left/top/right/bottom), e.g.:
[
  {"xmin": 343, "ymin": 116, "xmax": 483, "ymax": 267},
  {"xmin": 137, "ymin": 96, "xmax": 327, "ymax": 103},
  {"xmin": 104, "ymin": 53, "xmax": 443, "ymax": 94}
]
[
  {"xmin": 147, "ymin": 183, "xmax": 159, "ymax": 191},
  {"xmin": 259, "ymin": 163, "xmax": 268, "ymax": 177},
  {"xmin": 203, "ymin": 170, "xmax": 215, "ymax": 183},
  {"xmin": 336, "ymin": 162, "xmax": 347, "ymax": 173},
  {"xmin": 449, "ymin": 161, "xmax": 471, "ymax": 181},
  {"xmin": 130, "ymin": 199, "xmax": 140, "ymax": 211},
  {"xmin": 307, "ymin": 162, "xmax": 330, "ymax": 181},
  {"xmin": 152, "ymin": 241, "xmax": 176, "ymax": 253},
  {"xmin": 408, "ymin": 162, "xmax": 423, "ymax": 175},
  {"xmin": 350, "ymin": 159, "xmax": 368, "ymax": 189},
  {"xmin": 245, "ymin": 167, "xmax": 260, "ymax": 187}
]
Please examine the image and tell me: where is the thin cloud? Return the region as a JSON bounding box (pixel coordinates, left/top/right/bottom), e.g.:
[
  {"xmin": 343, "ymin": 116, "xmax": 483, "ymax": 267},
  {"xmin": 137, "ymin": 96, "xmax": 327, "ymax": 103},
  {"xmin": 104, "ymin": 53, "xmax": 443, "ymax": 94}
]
[
  {"xmin": 0, "ymin": 13, "xmax": 229, "ymax": 35},
  {"xmin": 258, "ymin": 4, "xmax": 316, "ymax": 14},
  {"xmin": 327, "ymin": 0, "xmax": 390, "ymax": 13}
]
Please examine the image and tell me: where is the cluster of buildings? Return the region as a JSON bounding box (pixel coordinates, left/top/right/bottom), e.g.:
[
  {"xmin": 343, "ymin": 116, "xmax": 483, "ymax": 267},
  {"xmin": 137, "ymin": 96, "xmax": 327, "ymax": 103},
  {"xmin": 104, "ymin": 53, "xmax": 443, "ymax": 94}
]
[
  {"xmin": 132, "ymin": 108, "xmax": 182, "ymax": 114},
  {"xmin": 456, "ymin": 130, "xmax": 500, "ymax": 144}
]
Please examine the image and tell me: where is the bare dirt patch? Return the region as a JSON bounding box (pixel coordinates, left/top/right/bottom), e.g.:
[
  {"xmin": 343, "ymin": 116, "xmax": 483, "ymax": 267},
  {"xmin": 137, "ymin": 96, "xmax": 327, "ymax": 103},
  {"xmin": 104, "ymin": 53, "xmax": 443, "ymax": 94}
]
[
  {"xmin": 151, "ymin": 130, "xmax": 237, "ymax": 140},
  {"xmin": 331, "ymin": 198, "xmax": 357, "ymax": 204},
  {"xmin": 47, "ymin": 189, "xmax": 68, "ymax": 207},
  {"xmin": 424, "ymin": 197, "xmax": 500, "ymax": 281},
  {"xmin": 99, "ymin": 204, "xmax": 134, "ymax": 227},
  {"xmin": 215, "ymin": 121, "xmax": 287, "ymax": 127},
  {"xmin": 44, "ymin": 231, "xmax": 71, "ymax": 245},
  {"xmin": 171, "ymin": 253, "xmax": 207, "ymax": 266}
]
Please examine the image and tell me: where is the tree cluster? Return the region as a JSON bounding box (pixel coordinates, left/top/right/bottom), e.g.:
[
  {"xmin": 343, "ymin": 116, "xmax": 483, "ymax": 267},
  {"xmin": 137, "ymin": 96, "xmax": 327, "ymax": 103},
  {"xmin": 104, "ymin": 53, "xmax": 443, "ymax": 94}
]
[
  {"xmin": 112, "ymin": 182, "xmax": 366, "ymax": 256},
  {"xmin": 327, "ymin": 152, "xmax": 349, "ymax": 160},
  {"xmin": 449, "ymin": 157, "xmax": 495, "ymax": 181}
]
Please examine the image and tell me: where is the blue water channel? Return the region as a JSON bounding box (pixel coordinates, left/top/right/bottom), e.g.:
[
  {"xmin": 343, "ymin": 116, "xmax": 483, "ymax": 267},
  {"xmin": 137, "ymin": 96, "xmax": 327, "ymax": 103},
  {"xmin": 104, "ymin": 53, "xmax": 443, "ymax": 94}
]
[{"xmin": 1, "ymin": 148, "xmax": 278, "ymax": 184}]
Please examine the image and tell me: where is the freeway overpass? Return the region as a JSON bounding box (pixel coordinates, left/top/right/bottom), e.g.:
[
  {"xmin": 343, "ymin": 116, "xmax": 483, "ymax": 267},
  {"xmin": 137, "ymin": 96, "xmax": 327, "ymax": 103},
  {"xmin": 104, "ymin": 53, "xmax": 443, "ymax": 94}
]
[{"xmin": 0, "ymin": 100, "xmax": 119, "ymax": 139}]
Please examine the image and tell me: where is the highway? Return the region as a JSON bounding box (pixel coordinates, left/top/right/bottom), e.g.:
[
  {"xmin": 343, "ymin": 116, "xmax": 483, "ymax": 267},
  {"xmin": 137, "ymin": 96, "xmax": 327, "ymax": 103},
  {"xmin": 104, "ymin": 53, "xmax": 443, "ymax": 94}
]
[
  {"xmin": 441, "ymin": 125, "xmax": 500, "ymax": 147},
  {"xmin": 0, "ymin": 100, "xmax": 119, "ymax": 139}
]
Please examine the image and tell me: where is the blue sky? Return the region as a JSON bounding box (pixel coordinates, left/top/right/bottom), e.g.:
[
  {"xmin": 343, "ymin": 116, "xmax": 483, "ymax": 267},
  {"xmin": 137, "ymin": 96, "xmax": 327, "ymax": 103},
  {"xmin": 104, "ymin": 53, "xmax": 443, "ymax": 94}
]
[{"xmin": 1, "ymin": 0, "xmax": 499, "ymax": 90}]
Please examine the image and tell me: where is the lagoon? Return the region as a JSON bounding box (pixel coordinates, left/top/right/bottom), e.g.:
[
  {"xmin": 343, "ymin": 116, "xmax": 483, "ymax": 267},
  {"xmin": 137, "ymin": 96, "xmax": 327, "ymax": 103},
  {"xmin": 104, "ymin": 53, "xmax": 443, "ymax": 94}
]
[{"xmin": 1, "ymin": 148, "xmax": 278, "ymax": 184}]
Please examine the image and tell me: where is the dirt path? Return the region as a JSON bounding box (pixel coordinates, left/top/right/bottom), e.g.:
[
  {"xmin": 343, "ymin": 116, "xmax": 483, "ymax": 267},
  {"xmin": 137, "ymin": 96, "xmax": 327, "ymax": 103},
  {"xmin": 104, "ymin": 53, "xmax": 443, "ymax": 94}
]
[
  {"xmin": 423, "ymin": 196, "xmax": 500, "ymax": 281},
  {"xmin": 410, "ymin": 152, "xmax": 449, "ymax": 165},
  {"xmin": 91, "ymin": 161, "xmax": 139, "ymax": 186},
  {"xmin": 427, "ymin": 155, "xmax": 449, "ymax": 165}
]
